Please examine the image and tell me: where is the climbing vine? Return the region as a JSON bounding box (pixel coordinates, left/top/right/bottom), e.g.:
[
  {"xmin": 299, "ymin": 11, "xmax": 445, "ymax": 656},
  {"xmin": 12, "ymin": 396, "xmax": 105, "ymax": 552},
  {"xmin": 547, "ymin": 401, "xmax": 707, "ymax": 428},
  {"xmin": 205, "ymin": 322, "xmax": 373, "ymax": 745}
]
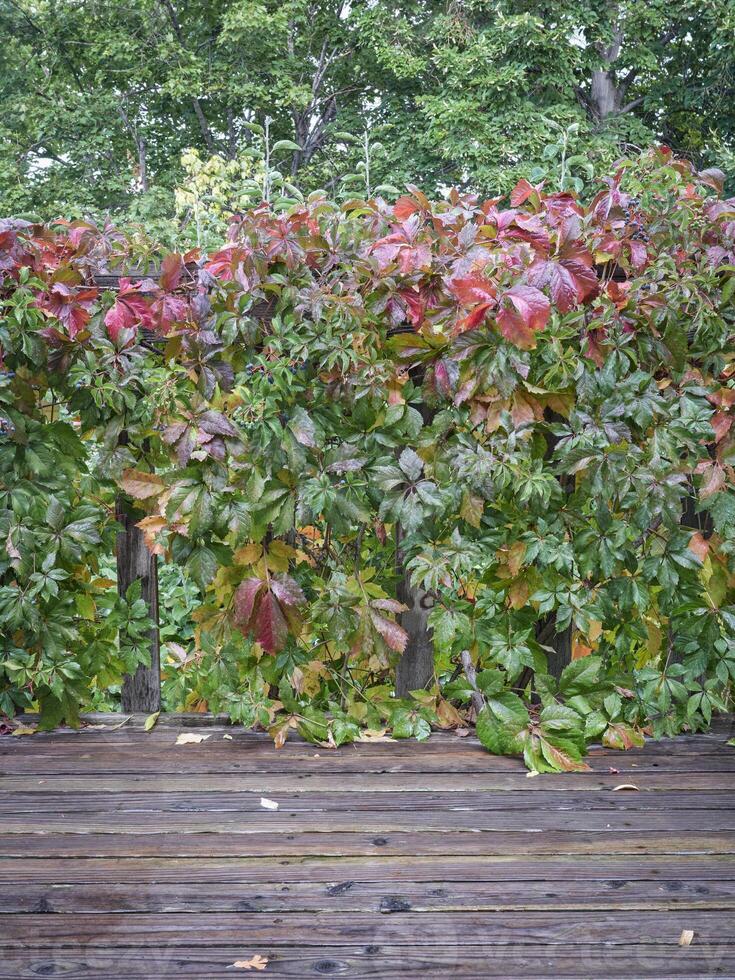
[{"xmin": 1, "ymin": 146, "xmax": 734, "ymax": 769}]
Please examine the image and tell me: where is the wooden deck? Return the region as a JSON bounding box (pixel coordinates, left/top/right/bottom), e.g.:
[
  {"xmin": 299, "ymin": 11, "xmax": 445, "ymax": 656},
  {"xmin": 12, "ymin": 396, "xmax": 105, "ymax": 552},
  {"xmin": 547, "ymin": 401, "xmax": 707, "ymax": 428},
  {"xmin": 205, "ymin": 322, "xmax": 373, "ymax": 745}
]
[{"xmin": 1, "ymin": 717, "xmax": 734, "ymax": 978}]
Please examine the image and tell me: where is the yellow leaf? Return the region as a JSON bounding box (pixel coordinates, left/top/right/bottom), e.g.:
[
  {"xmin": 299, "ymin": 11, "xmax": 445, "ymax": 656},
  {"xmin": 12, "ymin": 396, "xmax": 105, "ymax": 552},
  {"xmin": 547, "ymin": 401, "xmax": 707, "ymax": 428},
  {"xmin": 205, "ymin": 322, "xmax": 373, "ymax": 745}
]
[
  {"xmin": 174, "ymin": 732, "xmax": 211, "ymax": 745},
  {"xmin": 136, "ymin": 515, "xmax": 168, "ymax": 556},
  {"xmin": 357, "ymin": 728, "xmax": 389, "ymax": 741},
  {"xmin": 460, "ymin": 490, "xmax": 483, "ymax": 528},
  {"xmin": 507, "ymin": 541, "xmax": 526, "ymax": 577},
  {"xmin": 435, "ymin": 697, "xmax": 465, "ymax": 729},
  {"xmin": 233, "ymin": 542, "xmax": 263, "ymax": 566},
  {"xmin": 232, "ymin": 955, "xmax": 269, "ymax": 970},
  {"xmin": 507, "ymin": 577, "xmax": 529, "ymax": 610},
  {"xmin": 588, "ymin": 619, "xmax": 602, "ymax": 643},
  {"xmin": 679, "ymin": 930, "xmax": 694, "ymax": 947},
  {"xmin": 267, "ymin": 540, "xmax": 296, "ymax": 572},
  {"xmin": 11, "ymin": 723, "xmax": 36, "ymax": 737}
]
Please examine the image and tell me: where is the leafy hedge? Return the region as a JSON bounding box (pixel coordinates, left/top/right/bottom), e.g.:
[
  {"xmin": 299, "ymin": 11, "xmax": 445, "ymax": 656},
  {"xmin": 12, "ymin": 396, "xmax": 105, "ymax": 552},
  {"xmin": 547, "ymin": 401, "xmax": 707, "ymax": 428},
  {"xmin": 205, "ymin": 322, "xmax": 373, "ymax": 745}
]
[{"xmin": 1, "ymin": 146, "xmax": 734, "ymax": 769}]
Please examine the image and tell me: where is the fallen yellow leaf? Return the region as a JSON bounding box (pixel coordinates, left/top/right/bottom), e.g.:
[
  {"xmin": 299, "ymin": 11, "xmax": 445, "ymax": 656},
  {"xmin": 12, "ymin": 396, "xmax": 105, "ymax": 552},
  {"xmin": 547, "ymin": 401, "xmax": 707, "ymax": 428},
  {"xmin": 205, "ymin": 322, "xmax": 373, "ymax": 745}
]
[
  {"xmin": 175, "ymin": 732, "xmax": 211, "ymax": 745},
  {"xmin": 679, "ymin": 929, "xmax": 694, "ymax": 947},
  {"xmin": 612, "ymin": 784, "xmax": 639, "ymax": 792},
  {"xmin": 11, "ymin": 723, "xmax": 36, "ymax": 737},
  {"xmin": 232, "ymin": 954, "xmax": 268, "ymax": 970}
]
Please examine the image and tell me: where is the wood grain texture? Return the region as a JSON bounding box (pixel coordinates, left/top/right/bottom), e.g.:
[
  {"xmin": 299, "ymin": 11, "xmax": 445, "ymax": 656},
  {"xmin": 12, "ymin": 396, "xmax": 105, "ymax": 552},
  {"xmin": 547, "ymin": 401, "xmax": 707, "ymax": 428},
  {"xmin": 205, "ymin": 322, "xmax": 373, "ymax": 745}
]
[{"xmin": 1, "ymin": 719, "xmax": 733, "ymax": 979}]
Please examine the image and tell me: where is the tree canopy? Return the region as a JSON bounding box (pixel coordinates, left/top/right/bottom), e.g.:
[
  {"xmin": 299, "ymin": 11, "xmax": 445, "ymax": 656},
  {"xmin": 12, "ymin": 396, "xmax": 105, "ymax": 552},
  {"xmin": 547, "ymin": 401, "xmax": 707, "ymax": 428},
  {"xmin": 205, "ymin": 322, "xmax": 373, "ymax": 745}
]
[{"xmin": 1, "ymin": 0, "xmax": 733, "ymax": 222}]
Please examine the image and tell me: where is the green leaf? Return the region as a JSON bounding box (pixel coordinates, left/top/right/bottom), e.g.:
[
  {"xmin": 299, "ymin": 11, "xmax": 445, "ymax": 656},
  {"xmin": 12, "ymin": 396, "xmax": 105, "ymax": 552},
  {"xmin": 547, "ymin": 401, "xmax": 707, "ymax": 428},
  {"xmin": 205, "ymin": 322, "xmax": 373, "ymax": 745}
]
[{"xmin": 144, "ymin": 711, "xmax": 160, "ymax": 731}]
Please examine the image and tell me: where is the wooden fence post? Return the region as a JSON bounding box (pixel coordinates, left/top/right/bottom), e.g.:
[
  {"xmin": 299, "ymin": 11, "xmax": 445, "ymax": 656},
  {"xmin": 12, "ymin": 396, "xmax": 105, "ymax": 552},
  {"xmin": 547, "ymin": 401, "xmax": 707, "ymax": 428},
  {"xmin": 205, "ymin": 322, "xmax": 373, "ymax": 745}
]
[
  {"xmin": 115, "ymin": 429, "xmax": 160, "ymax": 712},
  {"xmin": 395, "ymin": 525, "xmax": 434, "ymax": 697},
  {"xmin": 116, "ymin": 493, "xmax": 161, "ymax": 712}
]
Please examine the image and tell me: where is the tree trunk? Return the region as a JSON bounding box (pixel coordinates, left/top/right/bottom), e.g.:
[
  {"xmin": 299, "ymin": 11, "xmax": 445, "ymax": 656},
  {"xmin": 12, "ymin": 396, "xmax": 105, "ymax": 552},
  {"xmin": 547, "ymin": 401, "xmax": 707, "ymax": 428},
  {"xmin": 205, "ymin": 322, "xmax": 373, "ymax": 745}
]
[
  {"xmin": 116, "ymin": 495, "xmax": 160, "ymax": 712},
  {"xmin": 395, "ymin": 526, "xmax": 434, "ymax": 697}
]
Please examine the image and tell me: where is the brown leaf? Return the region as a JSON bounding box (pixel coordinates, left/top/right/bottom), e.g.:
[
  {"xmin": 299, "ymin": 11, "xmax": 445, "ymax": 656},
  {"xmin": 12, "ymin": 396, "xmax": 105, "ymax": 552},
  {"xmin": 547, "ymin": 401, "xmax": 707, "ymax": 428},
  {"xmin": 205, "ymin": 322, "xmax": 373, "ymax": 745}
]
[
  {"xmin": 369, "ymin": 609, "xmax": 409, "ymax": 653},
  {"xmin": 136, "ymin": 515, "xmax": 168, "ymax": 556},
  {"xmin": 120, "ymin": 468, "xmax": 164, "ymax": 500},
  {"xmin": 688, "ymin": 531, "xmax": 709, "ymax": 563}
]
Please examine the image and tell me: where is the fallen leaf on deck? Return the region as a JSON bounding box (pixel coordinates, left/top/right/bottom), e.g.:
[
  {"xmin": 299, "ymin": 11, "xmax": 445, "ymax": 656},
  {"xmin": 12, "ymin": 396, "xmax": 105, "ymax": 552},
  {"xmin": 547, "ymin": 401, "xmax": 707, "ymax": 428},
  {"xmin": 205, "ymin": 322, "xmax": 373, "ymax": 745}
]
[
  {"xmin": 357, "ymin": 729, "xmax": 390, "ymax": 741},
  {"xmin": 11, "ymin": 723, "xmax": 36, "ymax": 737},
  {"xmin": 223, "ymin": 734, "xmax": 233, "ymax": 740},
  {"xmin": 455, "ymin": 727, "xmax": 471, "ymax": 738},
  {"xmin": 231, "ymin": 954, "xmax": 269, "ymax": 970},
  {"xmin": 107, "ymin": 716, "xmax": 132, "ymax": 730},
  {"xmin": 260, "ymin": 797, "xmax": 279, "ymax": 810},
  {"xmin": 144, "ymin": 711, "xmax": 160, "ymax": 731},
  {"xmin": 526, "ymin": 770, "xmax": 539, "ymax": 778},
  {"xmin": 679, "ymin": 929, "xmax": 694, "ymax": 946},
  {"xmin": 727, "ymin": 738, "xmax": 735, "ymax": 747},
  {"xmin": 612, "ymin": 784, "xmax": 639, "ymax": 791},
  {"xmin": 175, "ymin": 732, "xmax": 211, "ymax": 745}
]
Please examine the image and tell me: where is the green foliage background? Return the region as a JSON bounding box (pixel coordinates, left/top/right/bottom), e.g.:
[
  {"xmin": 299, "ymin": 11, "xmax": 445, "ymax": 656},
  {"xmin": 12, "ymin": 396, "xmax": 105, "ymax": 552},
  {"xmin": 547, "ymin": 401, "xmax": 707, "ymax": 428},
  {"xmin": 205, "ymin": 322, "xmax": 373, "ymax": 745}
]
[{"xmin": 0, "ymin": 0, "xmax": 733, "ymax": 225}]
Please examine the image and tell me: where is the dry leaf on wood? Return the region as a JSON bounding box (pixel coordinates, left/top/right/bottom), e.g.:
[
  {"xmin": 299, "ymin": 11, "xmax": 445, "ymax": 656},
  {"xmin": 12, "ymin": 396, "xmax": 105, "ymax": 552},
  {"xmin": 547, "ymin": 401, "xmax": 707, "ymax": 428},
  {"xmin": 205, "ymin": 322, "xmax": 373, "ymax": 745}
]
[
  {"xmin": 260, "ymin": 797, "xmax": 279, "ymax": 810},
  {"xmin": 679, "ymin": 929, "xmax": 694, "ymax": 946},
  {"xmin": 11, "ymin": 723, "xmax": 36, "ymax": 737},
  {"xmin": 175, "ymin": 732, "xmax": 211, "ymax": 745},
  {"xmin": 357, "ymin": 729, "xmax": 390, "ymax": 741},
  {"xmin": 231, "ymin": 955, "xmax": 269, "ymax": 970},
  {"xmin": 612, "ymin": 783, "xmax": 639, "ymax": 791}
]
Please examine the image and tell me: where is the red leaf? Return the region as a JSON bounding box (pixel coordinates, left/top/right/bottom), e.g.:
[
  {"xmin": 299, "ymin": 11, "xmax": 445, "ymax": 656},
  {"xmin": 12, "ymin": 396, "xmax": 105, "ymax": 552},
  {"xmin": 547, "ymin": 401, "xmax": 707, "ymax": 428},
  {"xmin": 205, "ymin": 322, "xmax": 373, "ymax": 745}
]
[
  {"xmin": 256, "ymin": 591, "xmax": 289, "ymax": 653},
  {"xmin": 270, "ymin": 574, "xmax": 305, "ymax": 608},
  {"xmin": 369, "ymin": 609, "xmax": 408, "ymax": 653},
  {"xmin": 104, "ymin": 279, "xmax": 155, "ymax": 343},
  {"xmin": 699, "ymin": 462, "xmax": 726, "ymax": 499},
  {"xmin": 36, "ymin": 282, "xmax": 98, "ymax": 339},
  {"xmin": 393, "ymin": 196, "xmax": 420, "ymax": 220},
  {"xmin": 496, "ymin": 284, "xmax": 550, "ymax": 349},
  {"xmin": 528, "ymin": 257, "xmax": 598, "ymax": 312},
  {"xmin": 159, "ymin": 252, "xmax": 183, "ymax": 291},
  {"xmin": 233, "ymin": 578, "xmax": 265, "ymax": 628},
  {"xmin": 510, "ymin": 178, "xmax": 542, "ymax": 208},
  {"xmin": 711, "ymin": 412, "xmax": 733, "ymax": 443},
  {"xmin": 450, "ymin": 275, "xmax": 497, "ymax": 306}
]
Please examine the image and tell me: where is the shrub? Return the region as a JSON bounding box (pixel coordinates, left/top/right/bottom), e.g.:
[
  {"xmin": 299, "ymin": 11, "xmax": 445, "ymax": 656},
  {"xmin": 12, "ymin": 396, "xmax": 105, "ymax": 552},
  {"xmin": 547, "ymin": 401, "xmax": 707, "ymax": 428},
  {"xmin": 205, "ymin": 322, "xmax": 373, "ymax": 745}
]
[{"xmin": 1, "ymin": 146, "xmax": 734, "ymax": 768}]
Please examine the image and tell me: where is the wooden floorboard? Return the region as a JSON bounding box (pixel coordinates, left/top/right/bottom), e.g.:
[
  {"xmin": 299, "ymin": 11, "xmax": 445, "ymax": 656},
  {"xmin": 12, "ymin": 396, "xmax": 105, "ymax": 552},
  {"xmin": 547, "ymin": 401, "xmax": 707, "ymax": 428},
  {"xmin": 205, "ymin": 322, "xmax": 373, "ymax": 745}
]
[{"xmin": 1, "ymin": 721, "xmax": 734, "ymax": 978}]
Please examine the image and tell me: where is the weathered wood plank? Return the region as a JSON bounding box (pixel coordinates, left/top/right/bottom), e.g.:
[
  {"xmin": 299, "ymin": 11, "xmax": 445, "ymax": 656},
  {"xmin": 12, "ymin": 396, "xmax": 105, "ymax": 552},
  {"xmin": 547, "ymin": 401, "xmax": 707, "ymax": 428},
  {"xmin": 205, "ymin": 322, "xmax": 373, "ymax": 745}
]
[
  {"xmin": 1, "ymin": 910, "xmax": 731, "ymax": 948},
  {"xmin": 2, "ymin": 745, "xmax": 733, "ymax": 774},
  {"xmin": 2, "ymin": 944, "xmax": 733, "ymax": 979},
  {"xmin": 3, "ymin": 807, "xmax": 734, "ymax": 834},
  {"xmin": 3, "ymin": 877, "xmax": 734, "ymax": 914},
  {"xmin": 2, "ymin": 855, "xmax": 733, "ymax": 885},
  {"xmin": 3, "ymin": 732, "xmax": 731, "ymax": 755},
  {"xmin": 4, "ymin": 770, "xmax": 733, "ymax": 793},
  {"xmin": 3, "ymin": 831, "xmax": 735, "ymax": 858},
  {"xmin": 3, "ymin": 789, "xmax": 731, "ymax": 813}
]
